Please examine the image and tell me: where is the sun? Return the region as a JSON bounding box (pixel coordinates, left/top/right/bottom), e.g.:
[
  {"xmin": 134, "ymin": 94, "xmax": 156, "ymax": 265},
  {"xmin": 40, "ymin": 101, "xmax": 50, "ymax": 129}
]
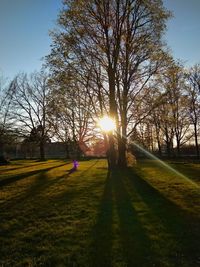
[{"xmin": 98, "ymin": 116, "xmax": 116, "ymax": 132}]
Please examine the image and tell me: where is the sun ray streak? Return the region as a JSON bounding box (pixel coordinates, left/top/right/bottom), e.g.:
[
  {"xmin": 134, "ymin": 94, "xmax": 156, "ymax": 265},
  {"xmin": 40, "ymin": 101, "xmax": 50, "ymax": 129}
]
[
  {"xmin": 70, "ymin": 99, "xmax": 199, "ymax": 189},
  {"xmin": 128, "ymin": 140, "xmax": 199, "ymax": 189}
]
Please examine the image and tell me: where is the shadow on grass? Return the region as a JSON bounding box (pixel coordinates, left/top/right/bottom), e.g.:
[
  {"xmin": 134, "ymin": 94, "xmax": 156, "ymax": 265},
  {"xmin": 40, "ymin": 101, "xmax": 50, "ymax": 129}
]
[
  {"xmin": 79, "ymin": 159, "xmax": 99, "ymax": 175},
  {"xmin": 1, "ymin": 161, "xmax": 199, "ymax": 267},
  {"xmin": 0, "ymin": 162, "xmax": 67, "ymax": 188},
  {"xmin": 50, "ymin": 160, "xmax": 106, "ymax": 214},
  {"xmin": 0, "ymin": 161, "xmax": 50, "ymax": 174},
  {"xmin": 38, "ymin": 161, "xmax": 102, "ymax": 204},
  {"xmin": 112, "ymin": 169, "xmax": 158, "ymax": 267},
  {"xmin": 0, "ymin": 160, "xmax": 107, "ymax": 266},
  {"xmin": 90, "ymin": 171, "xmax": 113, "ymax": 267},
  {"xmin": 2, "ymin": 160, "xmax": 103, "ymax": 214},
  {"xmin": 1, "ymin": 162, "xmax": 75, "ymax": 210},
  {"xmin": 90, "ymin": 168, "xmax": 200, "ymax": 267},
  {"xmin": 125, "ymin": 168, "xmax": 200, "ymax": 267},
  {"xmin": 90, "ymin": 170, "xmax": 158, "ymax": 267}
]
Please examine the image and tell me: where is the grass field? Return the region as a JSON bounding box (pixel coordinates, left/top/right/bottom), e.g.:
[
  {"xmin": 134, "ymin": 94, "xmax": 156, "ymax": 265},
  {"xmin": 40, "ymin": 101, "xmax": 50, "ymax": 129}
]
[{"xmin": 0, "ymin": 159, "xmax": 199, "ymax": 267}]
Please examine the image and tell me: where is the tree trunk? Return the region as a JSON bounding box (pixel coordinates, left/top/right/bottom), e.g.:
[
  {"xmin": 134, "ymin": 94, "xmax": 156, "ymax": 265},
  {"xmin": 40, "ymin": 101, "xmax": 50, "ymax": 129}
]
[
  {"xmin": 39, "ymin": 141, "xmax": 45, "ymax": 161},
  {"xmin": 108, "ymin": 67, "xmax": 117, "ymax": 169},
  {"xmin": 117, "ymin": 114, "xmax": 127, "ymax": 168},
  {"xmin": 176, "ymin": 135, "xmax": 181, "ymax": 158},
  {"xmin": 65, "ymin": 142, "xmax": 69, "ymax": 158},
  {"xmin": 117, "ymin": 136, "xmax": 127, "ymax": 168},
  {"xmin": 0, "ymin": 141, "xmax": 8, "ymax": 164},
  {"xmin": 0, "ymin": 141, "xmax": 4, "ymax": 157},
  {"xmin": 108, "ymin": 134, "xmax": 117, "ymax": 170},
  {"xmin": 157, "ymin": 140, "xmax": 162, "ymax": 157},
  {"xmin": 154, "ymin": 123, "xmax": 162, "ymax": 157},
  {"xmin": 166, "ymin": 141, "xmax": 171, "ymax": 158},
  {"xmin": 194, "ymin": 123, "xmax": 199, "ymax": 159},
  {"xmin": 165, "ymin": 130, "xmax": 173, "ymax": 158}
]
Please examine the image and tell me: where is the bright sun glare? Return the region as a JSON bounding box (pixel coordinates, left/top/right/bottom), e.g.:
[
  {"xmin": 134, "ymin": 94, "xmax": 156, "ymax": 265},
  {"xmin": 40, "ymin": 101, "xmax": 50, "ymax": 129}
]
[{"xmin": 98, "ymin": 116, "xmax": 116, "ymax": 132}]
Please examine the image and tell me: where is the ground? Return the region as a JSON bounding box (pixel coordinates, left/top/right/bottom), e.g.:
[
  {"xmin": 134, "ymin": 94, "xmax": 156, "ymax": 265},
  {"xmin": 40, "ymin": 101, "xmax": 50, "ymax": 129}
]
[{"xmin": 0, "ymin": 159, "xmax": 199, "ymax": 267}]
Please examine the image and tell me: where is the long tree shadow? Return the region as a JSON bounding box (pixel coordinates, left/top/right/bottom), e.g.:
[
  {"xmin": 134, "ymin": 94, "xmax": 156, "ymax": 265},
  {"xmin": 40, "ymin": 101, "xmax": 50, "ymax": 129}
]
[
  {"xmin": 79, "ymin": 159, "xmax": 99, "ymax": 176},
  {"xmin": 2, "ymin": 160, "xmax": 104, "ymax": 218},
  {"xmin": 0, "ymin": 161, "xmax": 50, "ymax": 174},
  {"xmin": 0, "ymin": 162, "xmax": 67, "ymax": 188},
  {"xmin": 48, "ymin": 160, "xmax": 101, "ymax": 201},
  {"xmin": 112, "ymin": 170, "xmax": 159, "ymax": 267},
  {"xmin": 0, "ymin": 160, "xmax": 108, "ymax": 266},
  {"xmin": 0, "ymin": 162, "xmax": 79, "ymax": 249},
  {"xmin": 90, "ymin": 171, "xmax": 113, "ymax": 267},
  {"xmin": 126, "ymin": 168, "xmax": 200, "ymax": 267},
  {"xmin": 22, "ymin": 161, "xmax": 83, "ymax": 200},
  {"xmin": 0, "ymin": 163, "xmax": 72, "ymax": 212}
]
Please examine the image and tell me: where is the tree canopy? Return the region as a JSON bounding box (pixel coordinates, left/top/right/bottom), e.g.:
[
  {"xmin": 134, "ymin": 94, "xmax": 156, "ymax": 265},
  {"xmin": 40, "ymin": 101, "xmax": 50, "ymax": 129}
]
[{"xmin": 47, "ymin": 0, "xmax": 171, "ymax": 168}]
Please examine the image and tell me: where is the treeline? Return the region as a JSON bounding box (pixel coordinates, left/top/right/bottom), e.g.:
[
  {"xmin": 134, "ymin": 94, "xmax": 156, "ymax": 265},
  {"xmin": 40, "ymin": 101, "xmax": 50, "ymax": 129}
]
[
  {"xmin": 129, "ymin": 63, "xmax": 200, "ymax": 159},
  {"xmin": 0, "ymin": 0, "xmax": 200, "ymax": 167}
]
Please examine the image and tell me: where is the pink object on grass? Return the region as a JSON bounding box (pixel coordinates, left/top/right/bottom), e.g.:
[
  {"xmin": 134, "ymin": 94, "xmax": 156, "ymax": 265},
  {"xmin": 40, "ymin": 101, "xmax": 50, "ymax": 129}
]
[{"xmin": 73, "ymin": 160, "xmax": 79, "ymax": 170}]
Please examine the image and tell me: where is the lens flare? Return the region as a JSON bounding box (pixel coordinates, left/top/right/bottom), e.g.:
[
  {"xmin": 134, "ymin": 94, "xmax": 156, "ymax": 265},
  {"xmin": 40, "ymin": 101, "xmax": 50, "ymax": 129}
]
[{"xmin": 131, "ymin": 141, "xmax": 199, "ymax": 188}]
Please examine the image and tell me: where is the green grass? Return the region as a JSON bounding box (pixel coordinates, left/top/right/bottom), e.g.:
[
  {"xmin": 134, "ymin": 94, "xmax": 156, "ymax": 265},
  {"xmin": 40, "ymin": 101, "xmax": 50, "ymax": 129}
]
[{"xmin": 0, "ymin": 159, "xmax": 199, "ymax": 267}]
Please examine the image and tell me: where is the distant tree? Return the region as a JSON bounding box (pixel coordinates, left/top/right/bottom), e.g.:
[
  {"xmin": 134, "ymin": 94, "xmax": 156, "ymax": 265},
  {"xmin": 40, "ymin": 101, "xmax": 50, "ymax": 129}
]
[
  {"xmin": 47, "ymin": 71, "xmax": 95, "ymax": 158},
  {"xmin": 28, "ymin": 125, "xmax": 50, "ymax": 143},
  {"xmin": 0, "ymin": 75, "xmax": 17, "ymax": 160},
  {"xmin": 147, "ymin": 88, "xmax": 165, "ymax": 156},
  {"xmin": 163, "ymin": 63, "xmax": 192, "ymax": 156},
  {"xmin": 185, "ymin": 64, "xmax": 200, "ymax": 158},
  {"xmin": 140, "ymin": 61, "xmax": 193, "ymax": 158},
  {"xmin": 10, "ymin": 71, "xmax": 51, "ymax": 160}
]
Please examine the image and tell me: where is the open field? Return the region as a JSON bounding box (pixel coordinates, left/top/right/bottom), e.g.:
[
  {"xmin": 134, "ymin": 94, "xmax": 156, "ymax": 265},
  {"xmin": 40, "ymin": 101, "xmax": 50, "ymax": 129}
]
[{"xmin": 0, "ymin": 159, "xmax": 199, "ymax": 267}]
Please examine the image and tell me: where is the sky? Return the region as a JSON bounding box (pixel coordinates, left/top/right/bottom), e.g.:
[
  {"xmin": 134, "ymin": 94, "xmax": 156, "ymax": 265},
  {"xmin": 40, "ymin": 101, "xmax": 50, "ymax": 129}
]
[
  {"xmin": 0, "ymin": 0, "xmax": 61, "ymax": 79},
  {"xmin": 163, "ymin": 0, "xmax": 200, "ymax": 66},
  {"xmin": 0, "ymin": 0, "xmax": 200, "ymax": 80}
]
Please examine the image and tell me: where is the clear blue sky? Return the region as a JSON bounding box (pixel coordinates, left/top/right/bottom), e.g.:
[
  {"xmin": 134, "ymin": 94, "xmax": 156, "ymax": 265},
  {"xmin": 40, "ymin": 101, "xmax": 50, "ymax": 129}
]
[
  {"xmin": 0, "ymin": 0, "xmax": 200, "ymax": 80},
  {"xmin": 163, "ymin": 0, "xmax": 200, "ymax": 66},
  {"xmin": 0, "ymin": 0, "xmax": 62, "ymax": 79}
]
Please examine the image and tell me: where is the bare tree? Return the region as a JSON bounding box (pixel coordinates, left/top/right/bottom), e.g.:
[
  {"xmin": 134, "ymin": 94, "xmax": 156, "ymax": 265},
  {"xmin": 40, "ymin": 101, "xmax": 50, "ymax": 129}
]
[
  {"xmin": 47, "ymin": 0, "xmax": 171, "ymax": 169},
  {"xmin": 185, "ymin": 64, "xmax": 200, "ymax": 158},
  {"xmin": 0, "ymin": 75, "xmax": 16, "ymax": 159},
  {"xmin": 10, "ymin": 71, "xmax": 51, "ymax": 160},
  {"xmin": 47, "ymin": 73, "xmax": 95, "ymax": 158},
  {"xmin": 163, "ymin": 64, "xmax": 192, "ymax": 156}
]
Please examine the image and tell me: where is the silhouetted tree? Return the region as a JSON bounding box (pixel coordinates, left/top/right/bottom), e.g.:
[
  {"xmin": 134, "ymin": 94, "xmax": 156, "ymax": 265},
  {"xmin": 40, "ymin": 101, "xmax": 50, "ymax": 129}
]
[
  {"xmin": 0, "ymin": 76, "xmax": 17, "ymax": 160},
  {"xmin": 10, "ymin": 71, "xmax": 51, "ymax": 160},
  {"xmin": 185, "ymin": 64, "xmax": 200, "ymax": 159},
  {"xmin": 47, "ymin": 0, "xmax": 171, "ymax": 169}
]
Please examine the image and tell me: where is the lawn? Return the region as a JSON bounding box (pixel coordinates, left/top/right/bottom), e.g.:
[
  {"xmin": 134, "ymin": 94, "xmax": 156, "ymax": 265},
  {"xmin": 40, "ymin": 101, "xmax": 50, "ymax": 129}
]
[{"xmin": 0, "ymin": 159, "xmax": 199, "ymax": 267}]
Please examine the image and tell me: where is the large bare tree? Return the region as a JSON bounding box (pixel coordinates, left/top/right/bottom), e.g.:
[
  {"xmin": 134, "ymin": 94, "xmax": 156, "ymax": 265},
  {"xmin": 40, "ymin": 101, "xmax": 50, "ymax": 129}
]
[{"xmin": 47, "ymin": 0, "xmax": 171, "ymax": 168}]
